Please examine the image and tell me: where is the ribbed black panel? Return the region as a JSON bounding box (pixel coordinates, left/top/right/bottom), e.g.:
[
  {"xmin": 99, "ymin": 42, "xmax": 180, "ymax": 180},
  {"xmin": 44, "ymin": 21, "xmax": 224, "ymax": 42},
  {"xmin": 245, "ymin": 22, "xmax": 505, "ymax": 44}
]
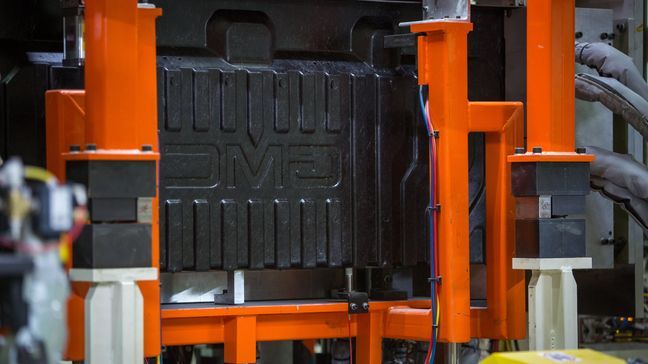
[{"xmin": 158, "ymin": 66, "xmax": 424, "ymax": 271}]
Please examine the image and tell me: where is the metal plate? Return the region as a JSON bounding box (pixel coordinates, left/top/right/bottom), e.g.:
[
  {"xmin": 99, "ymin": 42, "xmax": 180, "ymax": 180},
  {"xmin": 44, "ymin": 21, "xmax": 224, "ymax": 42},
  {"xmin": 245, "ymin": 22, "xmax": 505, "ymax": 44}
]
[
  {"xmin": 160, "ymin": 269, "xmax": 345, "ymax": 303},
  {"xmin": 422, "ymin": 0, "xmax": 469, "ymax": 20}
]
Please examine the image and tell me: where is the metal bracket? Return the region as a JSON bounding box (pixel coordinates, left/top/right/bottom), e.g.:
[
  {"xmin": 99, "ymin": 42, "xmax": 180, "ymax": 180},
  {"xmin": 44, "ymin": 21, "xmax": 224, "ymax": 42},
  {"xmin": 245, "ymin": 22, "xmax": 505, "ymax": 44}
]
[
  {"xmin": 422, "ymin": 0, "xmax": 469, "ymax": 20},
  {"xmin": 348, "ymin": 291, "xmax": 369, "ymax": 314},
  {"xmin": 383, "ymin": 33, "xmax": 423, "ymax": 49},
  {"xmin": 214, "ymin": 270, "xmax": 245, "ymax": 305}
]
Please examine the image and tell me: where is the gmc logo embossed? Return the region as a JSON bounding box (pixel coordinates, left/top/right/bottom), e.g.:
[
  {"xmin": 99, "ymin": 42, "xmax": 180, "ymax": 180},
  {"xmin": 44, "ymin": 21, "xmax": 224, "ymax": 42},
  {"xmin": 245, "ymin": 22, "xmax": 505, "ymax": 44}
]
[{"xmin": 162, "ymin": 144, "xmax": 342, "ymax": 189}]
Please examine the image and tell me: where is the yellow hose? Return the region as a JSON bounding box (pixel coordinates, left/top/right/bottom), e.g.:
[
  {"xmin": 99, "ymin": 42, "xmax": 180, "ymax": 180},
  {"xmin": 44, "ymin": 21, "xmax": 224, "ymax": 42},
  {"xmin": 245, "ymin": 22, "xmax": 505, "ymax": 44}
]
[{"xmin": 24, "ymin": 166, "xmax": 56, "ymax": 184}]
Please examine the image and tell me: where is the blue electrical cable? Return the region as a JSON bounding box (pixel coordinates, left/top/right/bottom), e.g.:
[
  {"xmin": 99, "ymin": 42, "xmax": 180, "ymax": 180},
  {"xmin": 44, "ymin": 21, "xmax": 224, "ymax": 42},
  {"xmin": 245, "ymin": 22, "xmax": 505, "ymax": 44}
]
[
  {"xmin": 419, "ymin": 86, "xmax": 432, "ymax": 136},
  {"xmin": 419, "ymin": 85, "xmax": 438, "ymax": 364}
]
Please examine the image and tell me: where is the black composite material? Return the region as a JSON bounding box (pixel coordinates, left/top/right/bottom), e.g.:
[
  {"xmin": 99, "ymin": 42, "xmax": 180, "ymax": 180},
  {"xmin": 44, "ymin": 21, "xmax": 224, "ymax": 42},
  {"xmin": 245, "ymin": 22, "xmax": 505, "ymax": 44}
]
[{"xmin": 0, "ymin": 1, "xmax": 507, "ymax": 272}]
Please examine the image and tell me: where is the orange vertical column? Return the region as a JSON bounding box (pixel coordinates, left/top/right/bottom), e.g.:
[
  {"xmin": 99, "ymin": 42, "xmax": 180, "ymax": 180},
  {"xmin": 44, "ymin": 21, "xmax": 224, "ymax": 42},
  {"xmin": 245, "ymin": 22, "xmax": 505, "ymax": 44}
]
[
  {"xmin": 410, "ymin": 21, "xmax": 473, "ymax": 343},
  {"xmin": 224, "ymin": 316, "xmax": 257, "ymax": 364},
  {"xmin": 356, "ymin": 311, "xmax": 384, "ymax": 364},
  {"xmin": 527, "ymin": 0, "xmax": 576, "ymax": 152},
  {"xmin": 84, "ymin": 0, "xmax": 139, "ymax": 149}
]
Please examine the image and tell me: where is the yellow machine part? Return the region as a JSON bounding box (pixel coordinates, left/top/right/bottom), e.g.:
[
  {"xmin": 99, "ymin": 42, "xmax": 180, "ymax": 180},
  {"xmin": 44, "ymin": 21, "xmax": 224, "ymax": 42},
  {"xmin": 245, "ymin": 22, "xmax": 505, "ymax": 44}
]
[{"xmin": 482, "ymin": 349, "xmax": 625, "ymax": 364}]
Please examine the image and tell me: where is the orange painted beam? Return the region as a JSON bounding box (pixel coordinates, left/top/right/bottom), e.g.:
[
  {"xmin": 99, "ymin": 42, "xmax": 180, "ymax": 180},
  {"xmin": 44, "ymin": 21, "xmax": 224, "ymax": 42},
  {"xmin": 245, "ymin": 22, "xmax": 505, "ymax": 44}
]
[
  {"xmin": 357, "ymin": 311, "xmax": 384, "ymax": 364},
  {"xmin": 224, "ymin": 316, "xmax": 256, "ymax": 364},
  {"xmin": 411, "ymin": 20, "xmax": 473, "ymax": 343},
  {"xmin": 468, "ymin": 102, "xmax": 526, "ymax": 339},
  {"xmin": 383, "ymin": 307, "xmax": 432, "ymax": 341},
  {"xmin": 507, "ymin": 153, "xmax": 594, "ymax": 163},
  {"xmin": 468, "ymin": 102, "xmax": 521, "ymax": 133},
  {"xmin": 161, "ymin": 301, "xmax": 428, "ymax": 348},
  {"xmin": 527, "ymin": 0, "xmax": 576, "ymax": 152}
]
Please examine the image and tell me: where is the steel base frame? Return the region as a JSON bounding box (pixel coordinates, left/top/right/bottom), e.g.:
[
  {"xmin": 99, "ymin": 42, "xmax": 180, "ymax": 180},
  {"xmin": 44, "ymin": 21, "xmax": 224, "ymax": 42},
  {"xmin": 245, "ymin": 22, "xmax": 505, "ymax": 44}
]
[{"xmin": 162, "ymin": 300, "xmax": 431, "ymax": 364}]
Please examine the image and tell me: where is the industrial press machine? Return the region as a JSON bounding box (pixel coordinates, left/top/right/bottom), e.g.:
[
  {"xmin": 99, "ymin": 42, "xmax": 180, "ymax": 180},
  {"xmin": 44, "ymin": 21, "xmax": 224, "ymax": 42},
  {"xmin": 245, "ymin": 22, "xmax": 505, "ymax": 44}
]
[{"xmin": 0, "ymin": 0, "xmax": 646, "ymax": 363}]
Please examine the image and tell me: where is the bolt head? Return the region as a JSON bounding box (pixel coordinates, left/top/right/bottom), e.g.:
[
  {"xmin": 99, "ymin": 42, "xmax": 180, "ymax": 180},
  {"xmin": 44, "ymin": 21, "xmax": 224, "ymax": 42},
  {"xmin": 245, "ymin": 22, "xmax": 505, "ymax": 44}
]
[
  {"xmin": 350, "ymin": 303, "xmax": 358, "ymax": 311},
  {"xmin": 86, "ymin": 143, "xmax": 97, "ymax": 151},
  {"xmin": 362, "ymin": 302, "xmax": 369, "ymax": 310}
]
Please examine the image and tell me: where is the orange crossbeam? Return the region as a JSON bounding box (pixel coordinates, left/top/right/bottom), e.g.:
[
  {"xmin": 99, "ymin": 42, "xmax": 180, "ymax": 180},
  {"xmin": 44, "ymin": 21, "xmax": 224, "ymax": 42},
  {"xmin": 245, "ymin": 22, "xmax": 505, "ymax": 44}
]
[{"xmin": 162, "ymin": 300, "xmax": 431, "ymax": 364}]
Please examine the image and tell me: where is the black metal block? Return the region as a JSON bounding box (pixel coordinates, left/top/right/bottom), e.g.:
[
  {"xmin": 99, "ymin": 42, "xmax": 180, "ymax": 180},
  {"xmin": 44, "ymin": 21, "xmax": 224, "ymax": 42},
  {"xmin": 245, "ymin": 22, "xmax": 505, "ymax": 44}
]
[
  {"xmin": 552, "ymin": 195, "xmax": 586, "ymax": 217},
  {"xmin": 89, "ymin": 198, "xmax": 137, "ymax": 222},
  {"xmin": 73, "ymin": 224, "xmax": 152, "ymax": 268},
  {"xmin": 66, "ymin": 160, "xmax": 156, "ymax": 199},
  {"xmin": 348, "ymin": 291, "xmax": 369, "ymax": 314},
  {"xmin": 511, "ymin": 162, "xmax": 590, "ymax": 197},
  {"xmin": 516, "ymin": 218, "xmax": 586, "ymax": 258},
  {"xmin": 383, "ymin": 33, "xmax": 419, "ymax": 48}
]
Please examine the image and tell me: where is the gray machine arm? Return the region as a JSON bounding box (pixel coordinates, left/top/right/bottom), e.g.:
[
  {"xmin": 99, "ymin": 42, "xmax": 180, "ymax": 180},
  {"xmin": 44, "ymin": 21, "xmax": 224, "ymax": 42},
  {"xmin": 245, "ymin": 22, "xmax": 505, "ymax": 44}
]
[
  {"xmin": 576, "ymin": 41, "xmax": 648, "ymax": 101},
  {"xmin": 574, "ymin": 42, "xmax": 648, "ymax": 235},
  {"xmin": 575, "ymin": 73, "xmax": 648, "ymax": 140},
  {"xmin": 587, "ymin": 146, "xmax": 648, "ymax": 235}
]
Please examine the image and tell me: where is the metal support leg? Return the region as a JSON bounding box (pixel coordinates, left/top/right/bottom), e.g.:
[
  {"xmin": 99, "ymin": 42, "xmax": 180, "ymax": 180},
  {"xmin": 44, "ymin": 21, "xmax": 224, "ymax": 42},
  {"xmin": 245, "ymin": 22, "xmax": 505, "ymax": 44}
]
[
  {"xmin": 515, "ymin": 258, "xmax": 591, "ymax": 351},
  {"xmin": 224, "ymin": 316, "xmax": 256, "ymax": 364},
  {"xmin": 356, "ymin": 311, "xmax": 383, "ymax": 364},
  {"xmin": 445, "ymin": 343, "xmax": 458, "ymax": 364},
  {"xmin": 86, "ymin": 281, "xmax": 143, "ymax": 363},
  {"xmin": 70, "ymin": 268, "xmax": 157, "ymax": 364}
]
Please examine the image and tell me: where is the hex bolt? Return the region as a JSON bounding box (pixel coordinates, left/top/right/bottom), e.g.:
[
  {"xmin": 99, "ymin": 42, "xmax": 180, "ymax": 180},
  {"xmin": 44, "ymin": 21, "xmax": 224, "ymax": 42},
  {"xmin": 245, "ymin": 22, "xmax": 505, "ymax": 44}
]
[
  {"xmin": 514, "ymin": 147, "xmax": 525, "ymax": 154},
  {"xmin": 350, "ymin": 303, "xmax": 358, "ymax": 311},
  {"xmin": 600, "ymin": 32, "xmax": 608, "ymax": 40},
  {"xmin": 575, "ymin": 31, "xmax": 583, "ymax": 39},
  {"xmin": 69, "ymin": 144, "xmax": 81, "ymax": 152},
  {"xmin": 86, "ymin": 143, "xmax": 97, "ymax": 151},
  {"xmin": 532, "ymin": 146, "xmax": 542, "ymax": 154},
  {"xmin": 362, "ymin": 302, "xmax": 369, "ymax": 311}
]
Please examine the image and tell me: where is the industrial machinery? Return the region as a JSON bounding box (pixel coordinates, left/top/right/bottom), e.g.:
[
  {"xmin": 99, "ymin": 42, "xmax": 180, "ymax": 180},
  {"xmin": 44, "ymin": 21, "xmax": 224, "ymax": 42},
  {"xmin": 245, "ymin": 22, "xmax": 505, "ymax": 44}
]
[
  {"xmin": 0, "ymin": 157, "xmax": 86, "ymax": 363},
  {"xmin": 0, "ymin": 0, "xmax": 646, "ymax": 363}
]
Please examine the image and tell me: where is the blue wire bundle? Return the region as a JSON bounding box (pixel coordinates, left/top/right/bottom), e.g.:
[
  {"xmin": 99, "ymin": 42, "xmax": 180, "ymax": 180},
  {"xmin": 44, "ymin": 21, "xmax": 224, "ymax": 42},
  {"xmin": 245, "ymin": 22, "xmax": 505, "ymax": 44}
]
[{"xmin": 419, "ymin": 85, "xmax": 438, "ymax": 364}]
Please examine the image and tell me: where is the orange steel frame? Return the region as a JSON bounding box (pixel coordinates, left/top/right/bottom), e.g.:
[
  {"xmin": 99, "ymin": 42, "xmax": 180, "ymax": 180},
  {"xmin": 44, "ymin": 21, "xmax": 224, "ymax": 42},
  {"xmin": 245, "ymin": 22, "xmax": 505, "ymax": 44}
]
[
  {"xmin": 40, "ymin": 0, "xmax": 588, "ymax": 362},
  {"xmin": 159, "ymin": 17, "xmax": 526, "ymax": 363},
  {"xmin": 45, "ymin": 0, "xmax": 162, "ymax": 360}
]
